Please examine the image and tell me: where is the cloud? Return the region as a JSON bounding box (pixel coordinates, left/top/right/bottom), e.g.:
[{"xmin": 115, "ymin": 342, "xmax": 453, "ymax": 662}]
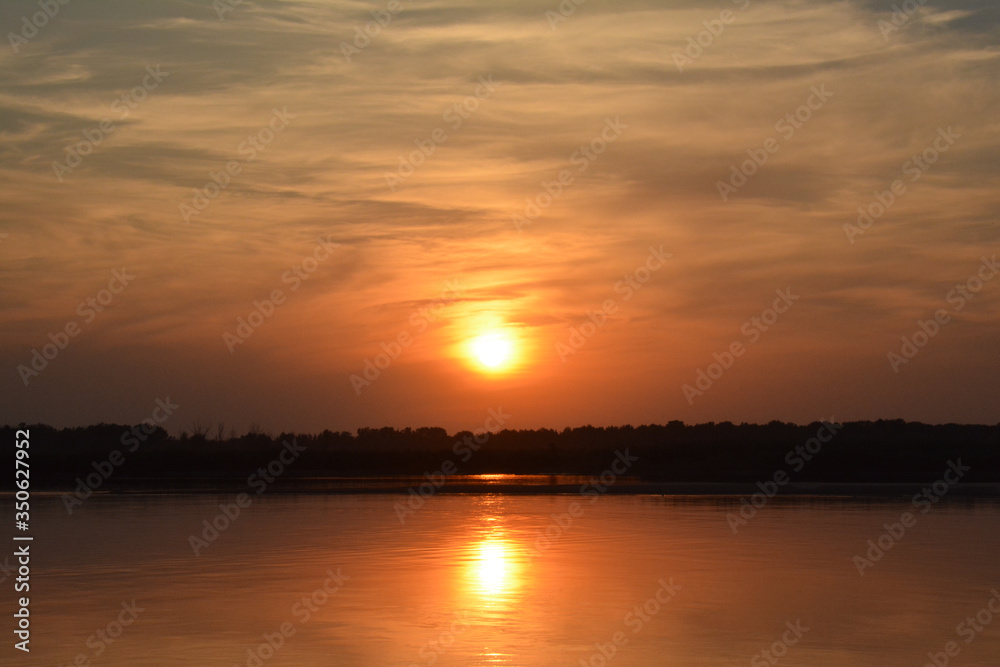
[{"xmin": 1, "ymin": 0, "xmax": 998, "ymax": 430}]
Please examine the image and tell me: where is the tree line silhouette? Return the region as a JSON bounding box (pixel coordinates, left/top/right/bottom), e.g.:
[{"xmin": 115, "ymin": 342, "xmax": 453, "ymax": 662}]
[{"xmin": 4, "ymin": 420, "xmax": 999, "ymax": 492}]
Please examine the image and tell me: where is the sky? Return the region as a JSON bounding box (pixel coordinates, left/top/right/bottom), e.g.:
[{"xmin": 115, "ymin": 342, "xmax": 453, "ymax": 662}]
[{"xmin": 1, "ymin": 0, "xmax": 998, "ymax": 434}]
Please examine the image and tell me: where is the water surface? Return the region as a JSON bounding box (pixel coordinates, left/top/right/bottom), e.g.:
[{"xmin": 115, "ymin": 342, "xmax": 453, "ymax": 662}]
[{"xmin": 7, "ymin": 493, "xmax": 1000, "ymax": 666}]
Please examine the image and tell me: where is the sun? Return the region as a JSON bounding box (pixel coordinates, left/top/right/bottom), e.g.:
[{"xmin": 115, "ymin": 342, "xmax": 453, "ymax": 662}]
[{"xmin": 470, "ymin": 331, "xmax": 515, "ymax": 371}]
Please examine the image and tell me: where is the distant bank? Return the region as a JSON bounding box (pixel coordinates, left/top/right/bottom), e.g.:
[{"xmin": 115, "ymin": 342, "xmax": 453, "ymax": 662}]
[
  {"xmin": 4, "ymin": 420, "xmax": 999, "ymax": 494},
  {"xmin": 16, "ymin": 479, "xmax": 1000, "ymax": 498}
]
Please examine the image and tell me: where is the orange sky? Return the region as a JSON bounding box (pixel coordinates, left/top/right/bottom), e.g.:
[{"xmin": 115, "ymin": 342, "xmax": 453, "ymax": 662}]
[{"xmin": 1, "ymin": 0, "xmax": 998, "ymax": 433}]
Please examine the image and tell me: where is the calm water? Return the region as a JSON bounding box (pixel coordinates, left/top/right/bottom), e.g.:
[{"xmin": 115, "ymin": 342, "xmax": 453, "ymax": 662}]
[{"xmin": 6, "ymin": 493, "xmax": 1000, "ymax": 666}]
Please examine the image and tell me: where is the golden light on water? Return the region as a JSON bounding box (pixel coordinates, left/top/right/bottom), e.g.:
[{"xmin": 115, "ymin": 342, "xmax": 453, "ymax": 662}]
[
  {"xmin": 462, "ymin": 524, "xmax": 526, "ymax": 603},
  {"xmin": 476, "ymin": 540, "xmax": 509, "ymax": 594}
]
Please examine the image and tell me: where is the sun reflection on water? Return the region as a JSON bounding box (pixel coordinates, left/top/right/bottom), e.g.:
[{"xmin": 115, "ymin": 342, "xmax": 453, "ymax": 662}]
[
  {"xmin": 465, "ymin": 532, "xmax": 526, "ymax": 603},
  {"xmin": 475, "ymin": 540, "xmax": 509, "ymax": 595},
  {"xmin": 461, "ymin": 500, "xmax": 527, "ymax": 606},
  {"xmin": 449, "ymin": 499, "xmax": 535, "ymax": 665}
]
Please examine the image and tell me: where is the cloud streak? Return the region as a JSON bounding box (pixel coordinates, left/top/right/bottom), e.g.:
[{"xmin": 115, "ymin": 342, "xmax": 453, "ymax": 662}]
[{"xmin": 1, "ymin": 0, "xmax": 998, "ymax": 431}]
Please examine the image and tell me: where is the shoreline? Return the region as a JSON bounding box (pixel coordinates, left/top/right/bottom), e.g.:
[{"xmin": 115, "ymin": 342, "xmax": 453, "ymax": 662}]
[{"xmin": 8, "ymin": 481, "xmax": 1000, "ymax": 497}]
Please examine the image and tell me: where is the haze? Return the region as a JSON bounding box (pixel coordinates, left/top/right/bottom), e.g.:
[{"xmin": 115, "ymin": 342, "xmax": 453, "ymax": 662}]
[{"xmin": 1, "ymin": 0, "xmax": 998, "ymax": 433}]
